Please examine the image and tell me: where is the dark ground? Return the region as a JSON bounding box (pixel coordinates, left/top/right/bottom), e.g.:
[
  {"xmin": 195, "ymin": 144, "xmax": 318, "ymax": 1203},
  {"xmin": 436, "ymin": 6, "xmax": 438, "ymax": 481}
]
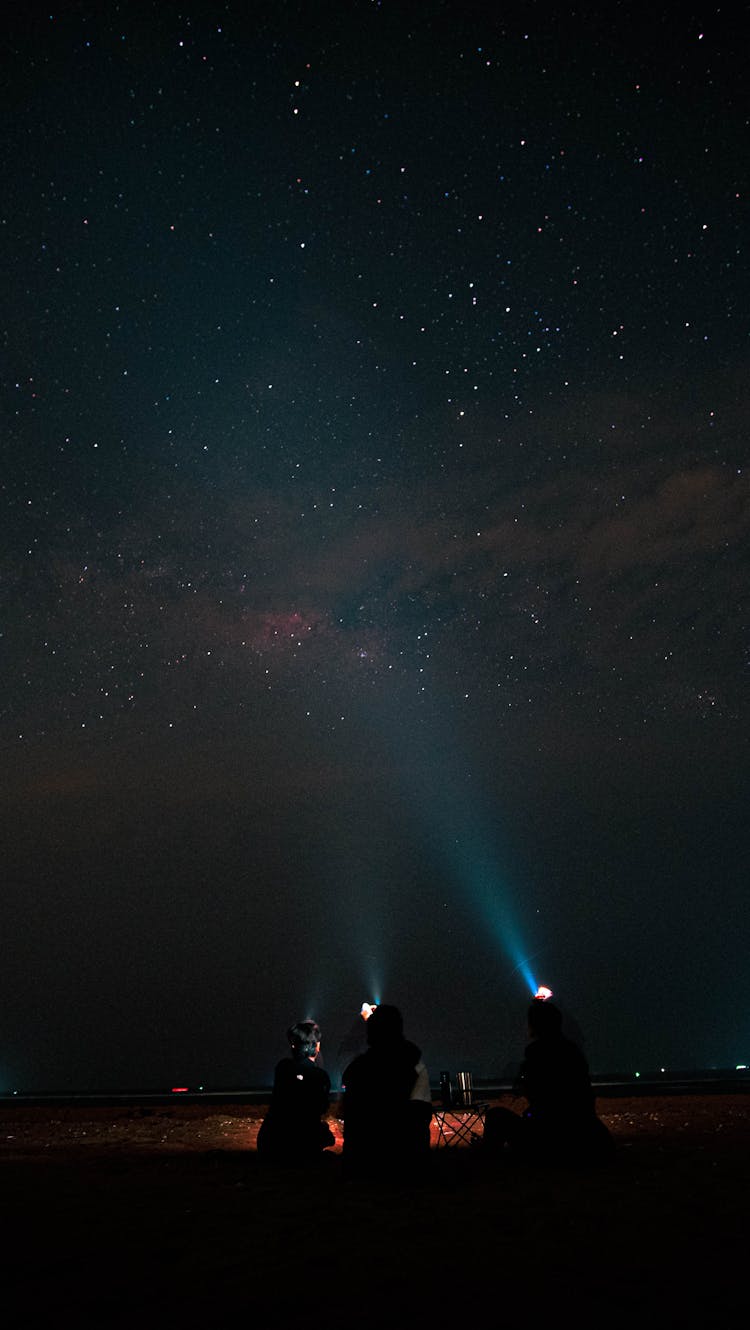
[{"xmin": 1, "ymin": 1093, "xmax": 747, "ymax": 1328}]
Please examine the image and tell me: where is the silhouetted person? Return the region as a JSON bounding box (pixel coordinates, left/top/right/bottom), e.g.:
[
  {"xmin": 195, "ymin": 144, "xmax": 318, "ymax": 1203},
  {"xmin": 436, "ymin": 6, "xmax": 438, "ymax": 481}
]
[
  {"xmin": 256, "ymin": 1019, "xmax": 335, "ymax": 1163},
  {"xmin": 483, "ymin": 998, "xmax": 613, "ymax": 1164},
  {"xmin": 342, "ymin": 1004, "xmax": 432, "ymax": 1178}
]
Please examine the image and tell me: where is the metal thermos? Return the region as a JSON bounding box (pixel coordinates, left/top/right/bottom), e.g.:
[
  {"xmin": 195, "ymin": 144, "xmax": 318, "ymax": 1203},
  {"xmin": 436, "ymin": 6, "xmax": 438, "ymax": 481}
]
[{"xmin": 456, "ymin": 1070, "xmax": 473, "ymax": 1106}]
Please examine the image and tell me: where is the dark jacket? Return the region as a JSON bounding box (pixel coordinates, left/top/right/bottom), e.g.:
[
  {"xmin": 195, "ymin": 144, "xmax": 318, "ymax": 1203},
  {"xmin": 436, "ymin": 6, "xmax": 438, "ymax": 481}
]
[
  {"xmin": 519, "ymin": 1033, "xmax": 596, "ymax": 1126},
  {"xmin": 342, "ymin": 1038, "xmax": 431, "ymax": 1173},
  {"xmin": 257, "ymin": 1055, "xmax": 333, "ymax": 1161}
]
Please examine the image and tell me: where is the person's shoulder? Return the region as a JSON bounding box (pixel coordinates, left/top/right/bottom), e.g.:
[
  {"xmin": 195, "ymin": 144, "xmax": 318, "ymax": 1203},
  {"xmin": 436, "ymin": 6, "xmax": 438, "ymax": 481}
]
[
  {"xmin": 525, "ymin": 1036, "xmax": 563, "ymax": 1067},
  {"xmin": 561, "ymin": 1036, "xmax": 590, "ymax": 1069},
  {"xmin": 342, "ymin": 1051, "xmax": 369, "ymax": 1084},
  {"xmin": 305, "ymin": 1061, "xmax": 330, "ymax": 1083},
  {"xmin": 271, "ymin": 1057, "xmax": 298, "ymax": 1088},
  {"xmin": 343, "ymin": 1050, "xmax": 367, "ymax": 1073}
]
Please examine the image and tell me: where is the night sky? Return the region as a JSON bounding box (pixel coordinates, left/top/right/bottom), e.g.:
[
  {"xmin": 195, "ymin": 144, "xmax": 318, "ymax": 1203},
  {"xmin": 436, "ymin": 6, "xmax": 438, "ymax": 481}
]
[{"xmin": 2, "ymin": 2, "xmax": 748, "ymax": 1091}]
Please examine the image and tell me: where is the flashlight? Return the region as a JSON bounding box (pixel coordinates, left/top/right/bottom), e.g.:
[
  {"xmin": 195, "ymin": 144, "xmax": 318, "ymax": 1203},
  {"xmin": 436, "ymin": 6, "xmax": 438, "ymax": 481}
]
[
  {"xmin": 361, "ymin": 1002, "xmax": 378, "ymax": 1020},
  {"xmin": 535, "ymin": 985, "xmax": 553, "ymax": 1001}
]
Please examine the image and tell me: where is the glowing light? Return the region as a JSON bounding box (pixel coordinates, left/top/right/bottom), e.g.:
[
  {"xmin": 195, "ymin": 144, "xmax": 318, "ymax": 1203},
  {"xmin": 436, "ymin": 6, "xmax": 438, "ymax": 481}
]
[
  {"xmin": 512, "ymin": 957, "xmax": 541, "ymax": 996},
  {"xmin": 361, "ymin": 1002, "xmax": 378, "ymax": 1020},
  {"xmin": 367, "ymin": 694, "xmax": 541, "ymax": 1002},
  {"xmin": 535, "ymin": 985, "xmax": 553, "ymax": 1001},
  {"xmin": 171, "ymin": 1086, "xmax": 189, "ymax": 1093}
]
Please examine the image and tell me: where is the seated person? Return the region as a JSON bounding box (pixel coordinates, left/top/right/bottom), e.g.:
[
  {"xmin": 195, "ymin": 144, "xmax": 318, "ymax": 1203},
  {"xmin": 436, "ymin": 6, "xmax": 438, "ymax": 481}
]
[
  {"xmin": 342, "ymin": 1003, "xmax": 432, "ymax": 1176},
  {"xmin": 256, "ymin": 1019, "xmax": 335, "ymax": 1163},
  {"xmin": 483, "ymin": 998, "xmax": 613, "ymax": 1163}
]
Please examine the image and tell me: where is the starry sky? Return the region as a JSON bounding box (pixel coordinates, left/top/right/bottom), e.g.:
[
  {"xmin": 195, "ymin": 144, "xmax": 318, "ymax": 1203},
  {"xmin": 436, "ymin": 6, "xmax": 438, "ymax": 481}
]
[{"xmin": 2, "ymin": 2, "xmax": 748, "ymax": 1091}]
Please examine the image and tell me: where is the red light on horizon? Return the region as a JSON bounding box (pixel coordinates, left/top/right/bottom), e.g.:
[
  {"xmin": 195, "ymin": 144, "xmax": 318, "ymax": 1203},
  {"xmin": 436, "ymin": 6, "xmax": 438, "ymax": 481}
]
[{"xmin": 171, "ymin": 1087, "xmax": 189, "ymax": 1093}]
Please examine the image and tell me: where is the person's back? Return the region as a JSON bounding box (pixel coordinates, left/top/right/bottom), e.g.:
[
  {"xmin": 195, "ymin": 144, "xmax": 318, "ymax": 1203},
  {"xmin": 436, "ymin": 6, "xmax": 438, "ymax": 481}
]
[
  {"xmin": 342, "ymin": 1004, "xmax": 432, "ymax": 1177},
  {"xmin": 485, "ymin": 998, "xmax": 613, "ymax": 1163},
  {"xmin": 257, "ymin": 1019, "xmax": 335, "ymax": 1164},
  {"xmin": 520, "ymin": 1027, "xmax": 595, "ymax": 1126}
]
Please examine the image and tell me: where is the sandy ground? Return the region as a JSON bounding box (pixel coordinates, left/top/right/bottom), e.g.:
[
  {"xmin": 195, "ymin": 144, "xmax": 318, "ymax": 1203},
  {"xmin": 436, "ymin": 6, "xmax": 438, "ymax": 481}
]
[{"xmin": 1, "ymin": 1093, "xmax": 747, "ymax": 1327}]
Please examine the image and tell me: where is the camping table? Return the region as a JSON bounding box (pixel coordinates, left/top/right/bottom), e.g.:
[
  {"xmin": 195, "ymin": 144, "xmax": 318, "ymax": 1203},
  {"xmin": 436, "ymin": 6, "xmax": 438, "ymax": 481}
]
[{"xmin": 433, "ymin": 1103, "xmax": 488, "ymax": 1148}]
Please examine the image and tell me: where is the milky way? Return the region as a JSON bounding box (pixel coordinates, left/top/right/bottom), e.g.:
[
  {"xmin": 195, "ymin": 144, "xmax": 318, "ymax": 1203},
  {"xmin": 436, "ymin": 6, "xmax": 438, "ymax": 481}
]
[{"xmin": 2, "ymin": 4, "xmax": 748, "ymax": 1089}]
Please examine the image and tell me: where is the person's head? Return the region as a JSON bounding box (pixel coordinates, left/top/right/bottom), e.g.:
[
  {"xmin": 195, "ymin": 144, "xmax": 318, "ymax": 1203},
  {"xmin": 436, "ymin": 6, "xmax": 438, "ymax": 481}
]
[
  {"xmin": 527, "ymin": 998, "xmax": 562, "ymax": 1040},
  {"xmin": 366, "ymin": 1003, "xmax": 404, "ymax": 1048},
  {"xmin": 287, "ymin": 1019, "xmax": 321, "ymax": 1059}
]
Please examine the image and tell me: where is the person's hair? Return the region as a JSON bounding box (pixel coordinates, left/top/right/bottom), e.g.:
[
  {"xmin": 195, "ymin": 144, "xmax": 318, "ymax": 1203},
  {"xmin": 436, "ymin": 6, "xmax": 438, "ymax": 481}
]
[
  {"xmin": 366, "ymin": 1003, "xmax": 404, "ymax": 1047},
  {"xmin": 287, "ymin": 1019, "xmax": 321, "ymax": 1057},
  {"xmin": 527, "ymin": 998, "xmax": 562, "ymax": 1038}
]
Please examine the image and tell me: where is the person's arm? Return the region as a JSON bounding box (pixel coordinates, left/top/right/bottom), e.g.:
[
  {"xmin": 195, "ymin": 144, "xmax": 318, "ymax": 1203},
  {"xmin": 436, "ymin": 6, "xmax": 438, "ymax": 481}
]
[{"xmin": 265, "ymin": 1058, "xmax": 292, "ymax": 1112}]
